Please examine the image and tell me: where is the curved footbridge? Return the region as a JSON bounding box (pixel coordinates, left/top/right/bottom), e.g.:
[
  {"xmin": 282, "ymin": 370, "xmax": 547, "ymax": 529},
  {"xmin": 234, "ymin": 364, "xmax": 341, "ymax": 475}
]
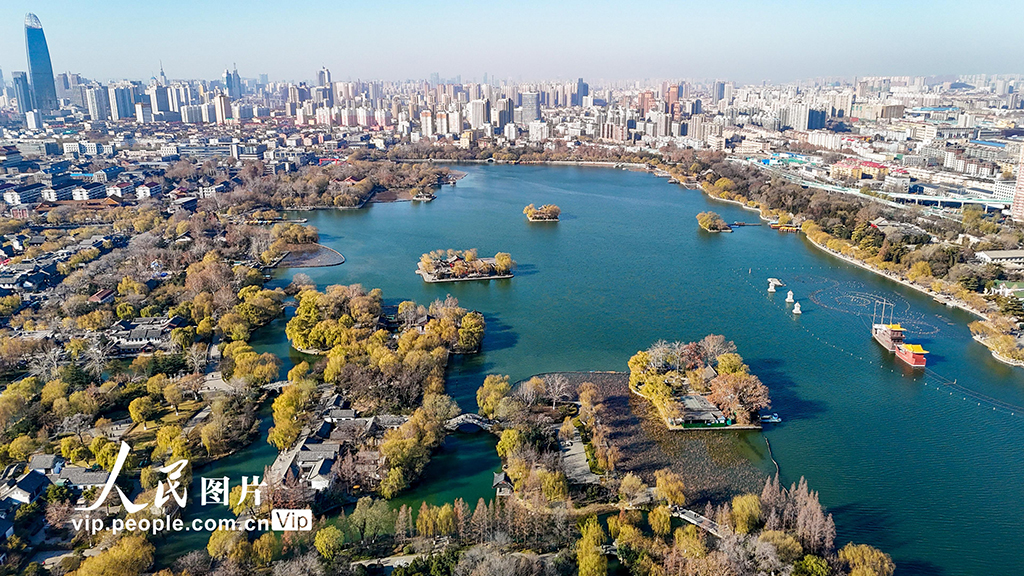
[
  {"xmin": 444, "ymin": 413, "xmax": 494, "ymax": 431},
  {"xmin": 670, "ymin": 505, "xmax": 723, "ymax": 538}
]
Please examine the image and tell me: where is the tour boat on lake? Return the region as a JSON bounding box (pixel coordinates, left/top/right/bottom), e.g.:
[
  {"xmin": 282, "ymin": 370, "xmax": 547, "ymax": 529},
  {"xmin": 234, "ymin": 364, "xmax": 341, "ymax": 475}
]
[{"xmin": 871, "ymin": 301, "xmax": 928, "ymax": 368}]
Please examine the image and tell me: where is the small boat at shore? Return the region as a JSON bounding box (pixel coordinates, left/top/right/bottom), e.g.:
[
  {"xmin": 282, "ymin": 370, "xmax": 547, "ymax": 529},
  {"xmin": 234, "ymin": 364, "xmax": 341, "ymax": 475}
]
[{"xmin": 760, "ymin": 413, "xmax": 782, "ymax": 424}]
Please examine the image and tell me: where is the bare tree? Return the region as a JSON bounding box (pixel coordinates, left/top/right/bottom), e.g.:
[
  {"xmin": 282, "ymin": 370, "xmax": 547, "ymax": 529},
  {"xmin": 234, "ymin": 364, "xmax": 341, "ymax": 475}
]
[
  {"xmin": 186, "ymin": 343, "xmax": 210, "ymax": 374},
  {"xmin": 30, "ymin": 345, "xmax": 65, "ymax": 381},
  {"xmin": 45, "ymin": 500, "xmax": 74, "ymax": 530},
  {"xmin": 699, "ymin": 334, "xmax": 737, "ymax": 364},
  {"xmin": 59, "ymin": 413, "xmax": 94, "ymax": 443},
  {"xmin": 545, "ymin": 374, "xmax": 569, "ymax": 409},
  {"xmin": 272, "ymin": 553, "xmax": 324, "ymax": 576},
  {"xmin": 85, "ymin": 340, "xmax": 115, "ymax": 379},
  {"xmin": 646, "ymin": 339, "xmax": 671, "ymax": 371}
]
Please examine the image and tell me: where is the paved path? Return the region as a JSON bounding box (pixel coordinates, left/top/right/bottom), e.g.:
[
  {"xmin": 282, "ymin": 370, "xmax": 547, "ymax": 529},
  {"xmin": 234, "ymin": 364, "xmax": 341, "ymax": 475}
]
[{"xmin": 560, "ymin": 429, "xmax": 600, "ymax": 484}]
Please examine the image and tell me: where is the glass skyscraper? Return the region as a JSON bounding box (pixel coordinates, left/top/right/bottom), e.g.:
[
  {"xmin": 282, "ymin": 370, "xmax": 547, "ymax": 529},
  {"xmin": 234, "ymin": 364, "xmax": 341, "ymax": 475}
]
[{"xmin": 24, "ymin": 13, "xmax": 57, "ymax": 112}]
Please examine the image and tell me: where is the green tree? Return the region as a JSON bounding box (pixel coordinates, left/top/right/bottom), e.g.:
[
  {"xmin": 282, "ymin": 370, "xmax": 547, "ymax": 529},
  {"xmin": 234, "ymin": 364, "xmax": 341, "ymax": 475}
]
[
  {"xmin": 8, "ymin": 434, "xmax": 35, "ymax": 461},
  {"xmin": 314, "ymin": 525, "xmax": 345, "ymax": 561},
  {"xmin": 577, "ymin": 516, "xmax": 608, "ymax": 576},
  {"xmin": 128, "ymin": 396, "xmax": 157, "ymax": 430},
  {"xmin": 839, "ymin": 543, "xmax": 896, "ymax": 576},
  {"xmin": 252, "ymin": 532, "xmax": 278, "ymax": 566},
  {"xmin": 619, "ymin": 472, "xmax": 648, "ymax": 503},
  {"xmin": 716, "ymin": 352, "xmax": 748, "ymax": 374},
  {"xmin": 75, "ymin": 535, "xmax": 153, "ymax": 576},
  {"xmin": 649, "ymin": 504, "xmax": 672, "ymax": 536},
  {"xmin": 655, "ymin": 469, "xmax": 686, "ymax": 506},
  {"xmin": 760, "ymin": 530, "xmax": 803, "ymax": 563},
  {"xmin": 457, "ymin": 311, "xmax": 486, "ymax": 351},
  {"xmin": 495, "ymin": 428, "xmax": 524, "ymax": 458},
  {"xmin": 731, "ymin": 493, "xmax": 761, "ymax": 534},
  {"xmin": 163, "ymin": 383, "xmax": 184, "ymax": 415},
  {"xmin": 793, "ymin": 555, "xmax": 830, "ymax": 576},
  {"xmin": 476, "ymin": 374, "xmax": 511, "ymax": 419}
]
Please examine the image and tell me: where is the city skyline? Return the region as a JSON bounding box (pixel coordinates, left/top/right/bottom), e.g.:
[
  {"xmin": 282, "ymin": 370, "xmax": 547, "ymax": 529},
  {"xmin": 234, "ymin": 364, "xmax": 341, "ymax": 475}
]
[{"xmin": 1, "ymin": 0, "xmax": 1023, "ymax": 84}]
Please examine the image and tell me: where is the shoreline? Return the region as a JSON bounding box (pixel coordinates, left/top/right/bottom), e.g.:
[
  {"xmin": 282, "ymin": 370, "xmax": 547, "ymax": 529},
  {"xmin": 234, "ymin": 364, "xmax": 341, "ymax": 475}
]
[
  {"xmin": 415, "ymin": 269, "xmax": 514, "ymax": 283},
  {"xmin": 801, "ymin": 233, "xmax": 987, "ymax": 321},
  {"xmin": 276, "ymin": 243, "xmax": 345, "ymax": 268},
  {"xmin": 678, "ymin": 178, "xmax": 1018, "ymax": 365},
  {"xmin": 972, "ymin": 334, "xmax": 1024, "ymax": 367}
]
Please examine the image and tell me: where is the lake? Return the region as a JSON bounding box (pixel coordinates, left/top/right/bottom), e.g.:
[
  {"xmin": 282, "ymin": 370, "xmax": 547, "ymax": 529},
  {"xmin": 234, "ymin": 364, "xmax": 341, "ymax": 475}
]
[{"xmin": 165, "ymin": 164, "xmax": 1024, "ymax": 575}]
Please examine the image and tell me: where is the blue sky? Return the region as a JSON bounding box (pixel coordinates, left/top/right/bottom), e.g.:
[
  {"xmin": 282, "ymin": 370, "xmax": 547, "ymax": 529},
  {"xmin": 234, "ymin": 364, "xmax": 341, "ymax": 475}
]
[{"xmin": 0, "ymin": 0, "xmax": 1021, "ymax": 84}]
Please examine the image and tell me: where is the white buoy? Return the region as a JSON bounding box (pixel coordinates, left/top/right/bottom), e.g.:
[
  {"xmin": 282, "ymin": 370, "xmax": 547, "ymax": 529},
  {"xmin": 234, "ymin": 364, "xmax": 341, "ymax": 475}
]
[
  {"xmin": 786, "ymin": 290, "xmax": 794, "ymax": 303},
  {"xmin": 768, "ymin": 283, "xmax": 776, "ymax": 293},
  {"xmin": 793, "ymin": 302, "xmax": 802, "ymax": 314}
]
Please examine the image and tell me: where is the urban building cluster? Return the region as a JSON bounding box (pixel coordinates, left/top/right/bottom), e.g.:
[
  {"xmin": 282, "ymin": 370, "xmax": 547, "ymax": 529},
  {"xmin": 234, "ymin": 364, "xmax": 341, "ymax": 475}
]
[{"xmin": 3, "ymin": 14, "xmax": 1024, "ymax": 225}]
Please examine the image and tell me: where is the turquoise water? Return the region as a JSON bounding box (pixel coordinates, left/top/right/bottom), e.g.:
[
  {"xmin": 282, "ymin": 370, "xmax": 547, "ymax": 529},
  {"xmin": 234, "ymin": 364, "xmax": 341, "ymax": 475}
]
[{"xmin": 164, "ymin": 165, "xmax": 1023, "ymax": 575}]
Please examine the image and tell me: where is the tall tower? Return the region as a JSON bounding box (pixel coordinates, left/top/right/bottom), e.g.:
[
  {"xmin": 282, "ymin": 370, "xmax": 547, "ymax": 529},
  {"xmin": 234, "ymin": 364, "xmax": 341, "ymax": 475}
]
[
  {"xmin": 24, "ymin": 13, "xmax": 57, "ymax": 112},
  {"xmin": 317, "ymin": 67, "xmax": 331, "ymax": 87},
  {"xmin": 1011, "ymin": 147, "xmax": 1024, "ymax": 222}
]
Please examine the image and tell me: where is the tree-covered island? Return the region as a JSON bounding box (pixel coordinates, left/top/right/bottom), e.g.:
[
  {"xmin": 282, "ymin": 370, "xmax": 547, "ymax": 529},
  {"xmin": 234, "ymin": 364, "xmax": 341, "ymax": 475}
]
[
  {"xmin": 524, "ymin": 203, "xmax": 561, "ymax": 222},
  {"xmin": 416, "ymin": 249, "xmax": 515, "ymax": 282},
  {"xmin": 629, "ymin": 335, "xmax": 770, "ymax": 428}
]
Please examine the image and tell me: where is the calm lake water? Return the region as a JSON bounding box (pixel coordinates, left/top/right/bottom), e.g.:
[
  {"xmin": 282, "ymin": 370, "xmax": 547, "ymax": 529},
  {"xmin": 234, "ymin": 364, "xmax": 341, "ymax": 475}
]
[{"xmin": 162, "ymin": 165, "xmax": 1023, "ymax": 575}]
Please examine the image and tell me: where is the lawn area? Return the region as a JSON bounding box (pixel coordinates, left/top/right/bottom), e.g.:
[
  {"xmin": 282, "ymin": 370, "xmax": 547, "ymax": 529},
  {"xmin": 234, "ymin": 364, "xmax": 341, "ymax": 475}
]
[{"xmin": 122, "ymin": 399, "xmax": 205, "ymax": 448}]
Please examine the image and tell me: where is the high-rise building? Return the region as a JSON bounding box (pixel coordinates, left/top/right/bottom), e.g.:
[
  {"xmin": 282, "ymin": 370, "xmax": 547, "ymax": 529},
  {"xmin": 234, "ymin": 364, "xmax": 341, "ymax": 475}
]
[
  {"xmin": 317, "ymin": 67, "xmax": 331, "ymax": 87},
  {"xmin": 573, "ymin": 78, "xmax": 588, "ymax": 106},
  {"xmin": 12, "ymin": 72, "xmax": 32, "ymax": 114},
  {"xmin": 521, "ymin": 92, "xmax": 540, "ymax": 122},
  {"xmin": 108, "ymin": 84, "xmax": 135, "ymax": 121},
  {"xmin": 223, "ymin": 67, "xmax": 241, "ymax": 99},
  {"xmin": 86, "ymin": 85, "xmax": 110, "ymax": 121},
  {"xmin": 134, "ymin": 102, "xmax": 153, "ymax": 124},
  {"xmin": 420, "ymin": 110, "xmax": 434, "ymax": 137},
  {"xmin": 1011, "ymin": 148, "xmax": 1024, "ymax": 222},
  {"xmin": 712, "ymin": 80, "xmax": 726, "ymax": 104},
  {"xmin": 214, "ymin": 93, "xmax": 232, "ymax": 124},
  {"xmin": 146, "ymin": 85, "xmax": 170, "ymax": 113},
  {"xmin": 492, "ymin": 98, "xmax": 513, "ymax": 129},
  {"xmin": 25, "ymin": 110, "xmax": 43, "ymax": 129},
  {"xmin": 468, "ymin": 99, "xmax": 490, "ymax": 130},
  {"xmin": 24, "ymin": 13, "xmax": 57, "ymax": 112}
]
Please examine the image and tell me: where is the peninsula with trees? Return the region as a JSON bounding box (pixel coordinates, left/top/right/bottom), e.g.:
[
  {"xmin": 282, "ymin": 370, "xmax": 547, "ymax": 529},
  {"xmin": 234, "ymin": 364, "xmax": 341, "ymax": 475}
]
[
  {"xmin": 416, "ymin": 249, "xmax": 516, "ymax": 282},
  {"xmin": 523, "ymin": 203, "xmax": 561, "ymax": 222},
  {"xmin": 277, "ymin": 286, "xmax": 485, "ymax": 498},
  {"xmin": 629, "ymin": 335, "xmax": 770, "ymax": 429}
]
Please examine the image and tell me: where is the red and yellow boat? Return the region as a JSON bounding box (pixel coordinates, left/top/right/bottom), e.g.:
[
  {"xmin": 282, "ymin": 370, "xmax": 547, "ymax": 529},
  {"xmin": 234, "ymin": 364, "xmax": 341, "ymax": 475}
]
[{"xmin": 871, "ymin": 321, "xmax": 927, "ymax": 368}]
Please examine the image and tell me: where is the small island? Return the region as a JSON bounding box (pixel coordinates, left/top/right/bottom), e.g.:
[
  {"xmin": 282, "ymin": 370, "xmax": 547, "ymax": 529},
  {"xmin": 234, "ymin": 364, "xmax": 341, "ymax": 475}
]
[
  {"xmin": 696, "ymin": 210, "xmax": 733, "ymax": 232},
  {"xmin": 628, "ymin": 335, "xmax": 770, "ymax": 429},
  {"xmin": 416, "ymin": 248, "xmax": 516, "ymax": 282},
  {"xmin": 524, "ymin": 203, "xmax": 561, "ymax": 222}
]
